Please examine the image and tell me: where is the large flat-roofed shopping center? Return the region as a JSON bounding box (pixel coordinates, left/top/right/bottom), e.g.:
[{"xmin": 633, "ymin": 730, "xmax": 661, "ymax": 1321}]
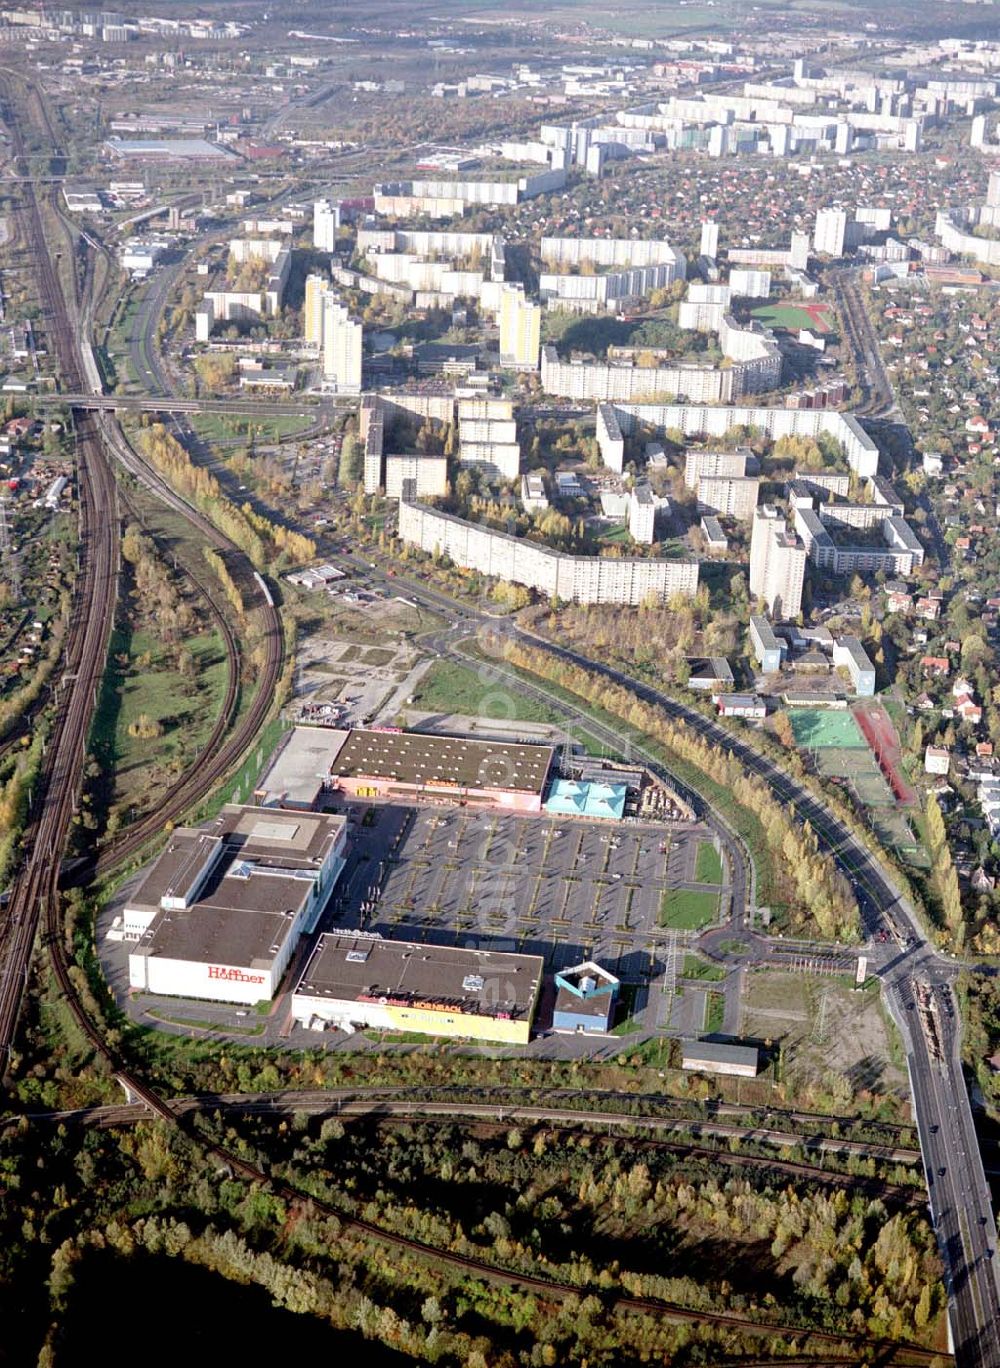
[
  {"xmin": 110, "ymin": 723, "xmax": 697, "ymax": 1041},
  {"xmin": 292, "ymin": 932, "xmax": 544, "ymax": 1045},
  {"xmin": 255, "ymin": 725, "xmax": 555, "ymax": 814},
  {"xmin": 123, "ymin": 805, "xmax": 347, "ymax": 1005}
]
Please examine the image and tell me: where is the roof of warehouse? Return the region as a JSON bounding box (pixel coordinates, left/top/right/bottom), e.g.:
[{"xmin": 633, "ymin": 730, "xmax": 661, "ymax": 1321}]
[
  {"xmin": 255, "ymin": 726, "xmax": 349, "ymax": 806},
  {"xmin": 294, "ymin": 933, "xmax": 543, "ymax": 1020},
  {"xmin": 330, "ymin": 729, "xmax": 554, "ymax": 793},
  {"xmin": 682, "ymin": 1040, "xmax": 759, "ymax": 1067},
  {"xmin": 127, "ymin": 806, "xmax": 346, "ymax": 968}
]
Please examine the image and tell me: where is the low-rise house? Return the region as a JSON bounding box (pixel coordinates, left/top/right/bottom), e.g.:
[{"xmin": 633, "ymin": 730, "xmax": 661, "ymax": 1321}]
[
  {"xmin": 715, "ymin": 693, "xmax": 766, "ymax": 720},
  {"xmin": 925, "ymin": 745, "xmax": 950, "ymax": 775}
]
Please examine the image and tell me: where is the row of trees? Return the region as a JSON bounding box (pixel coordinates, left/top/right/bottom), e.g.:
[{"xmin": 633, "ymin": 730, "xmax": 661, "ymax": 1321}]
[
  {"xmin": 504, "ymin": 640, "xmax": 858, "ymax": 940},
  {"xmin": 134, "ymin": 424, "xmax": 314, "ymax": 570}
]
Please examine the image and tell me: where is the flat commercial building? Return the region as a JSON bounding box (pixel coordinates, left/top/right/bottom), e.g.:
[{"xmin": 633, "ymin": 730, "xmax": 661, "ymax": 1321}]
[
  {"xmin": 328, "ymin": 728, "xmax": 554, "ymax": 813},
  {"xmin": 254, "ymin": 726, "xmax": 347, "ymax": 809},
  {"xmin": 104, "ymin": 137, "xmax": 233, "ymax": 162},
  {"xmin": 552, "ymin": 960, "xmax": 619, "ymax": 1034},
  {"xmin": 750, "ymin": 614, "xmax": 784, "ymax": 673},
  {"xmin": 700, "ymin": 515, "xmax": 728, "ymax": 553},
  {"xmin": 833, "ymin": 636, "xmax": 876, "ymax": 696},
  {"xmin": 399, "ymin": 498, "xmax": 699, "ymax": 606},
  {"xmin": 126, "ymin": 806, "xmax": 348, "ymax": 1005},
  {"xmin": 292, "ymin": 932, "xmax": 543, "ymax": 1044}
]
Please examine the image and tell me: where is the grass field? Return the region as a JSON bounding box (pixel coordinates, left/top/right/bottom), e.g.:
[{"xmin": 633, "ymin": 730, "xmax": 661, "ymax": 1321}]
[
  {"xmin": 695, "ymin": 841, "xmax": 723, "ymax": 884},
  {"xmin": 659, "ymin": 888, "xmax": 719, "ymax": 929},
  {"xmin": 682, "ymin": 954, "xmax": 726, "ymax": 982},
  {"xmin": 751, "ymin": 301, "xmax": 836, "ymax": 334},
  {"xmin": 788, "ymin": 708, "xmax": 867, "ymax": 750},
  {"xmin": 102, "ymin": 628, "xmax": 229, "ymax": 818},
  {"xmin": 411, "ymin": 658, "xmax": 568, "ymax": 728},
  {"xmin": 704, "ymin": 992, "xmax": 725, "ymax": 1034},
  {"xmin": 190, "ymin": 411, "xmax": 316, "ymax": 445}
]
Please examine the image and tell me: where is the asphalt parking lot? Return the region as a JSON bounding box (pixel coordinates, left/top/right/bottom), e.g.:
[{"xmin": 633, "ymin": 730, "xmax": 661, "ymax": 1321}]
[
  {"xmin": 327, "ymin": 801, "xmax": 718, "ymax": 985},
  {"xmin": 100, "ymin": 798, "xmax": 728, "ymax": 1048}
]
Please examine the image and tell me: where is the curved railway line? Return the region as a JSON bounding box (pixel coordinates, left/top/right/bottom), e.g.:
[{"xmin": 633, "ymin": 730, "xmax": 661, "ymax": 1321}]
[
  {"xmin": 21, "ymin": 1088, "xmax": 926, "ymax": 1205},
  {"xmin": 0, "ymin": 76, "xmax": 119, "ymax": 1061}
]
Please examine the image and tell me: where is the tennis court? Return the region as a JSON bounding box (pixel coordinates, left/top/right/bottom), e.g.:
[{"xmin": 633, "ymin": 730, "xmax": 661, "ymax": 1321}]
[{"xmin": 788, "ymin": 708, "xmax": 867, "ymax": 749}]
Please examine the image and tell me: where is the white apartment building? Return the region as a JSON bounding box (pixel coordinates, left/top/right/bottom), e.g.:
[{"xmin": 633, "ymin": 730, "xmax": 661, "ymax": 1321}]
[
  {"xmin": 749, "ymin": 504, "xmax": 806, "ymax": 618},
  {"xmin": 607, "ymin": 402, "xmax": 878, "ymax": 480},
  {"xmin": 458, "ymin": 396, "xmax": 520, "ymax": 480},
  {"xmin": 313, "ymin": 198, "xmax": 339, "ymax": 252},
  {"xmin": 629, "ymin": 483, "xmax": 656, "ymax": 544},
  {"xmin": 322, "ymin": 296, "xmax": 362, "ymax": 393},
  {"xmin": 384, "ymin": 454, "xmax": 448, "ymax": 500},
  {"xmin": 596, "ymin": 403, "xmax": 625, "ymax": 473},
  {"xmin": 729, "ymin": 268, "xmax": 771, "ymax": 299},
  {"xmin": 813, "ymin": 207, "xmax": 848, "ymax": 257},
  {"xmin": 684, "ymin": 448, "xmax": 749, "ymax": 488},
  {"xmin": 696, "ymin": 474, "xmax": 760, "ymax": 520},
  {"xmin": 398, "ymin": 500, "xmax": 698, "ymax": 605},
  {"xmin": 540, "ymin": 235, "xmax": 685, "ymax": 277}
]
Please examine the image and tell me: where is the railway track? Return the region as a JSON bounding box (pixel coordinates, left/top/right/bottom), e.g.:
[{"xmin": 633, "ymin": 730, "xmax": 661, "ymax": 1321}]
[
  {"xmin": 0, "ymin": 76, "xmax": 119, "ymax": 1062},
  {"xmin": 19, "ymin": 1089, "xmax": 925, "ymax": 1204}
]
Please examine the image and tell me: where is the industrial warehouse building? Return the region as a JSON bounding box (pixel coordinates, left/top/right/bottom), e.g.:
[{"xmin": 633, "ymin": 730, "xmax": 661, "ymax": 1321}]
[
  {"xmin": 125, "ymin": 805, "xmax": 348, "ymax": 1005},
  {"xmin": 291, "ymin": 932, "xmax": 544, "ymax": 1044},
  {"xmin": 254, "ymin": 725, "xmax": 555, "ymax": 813}
]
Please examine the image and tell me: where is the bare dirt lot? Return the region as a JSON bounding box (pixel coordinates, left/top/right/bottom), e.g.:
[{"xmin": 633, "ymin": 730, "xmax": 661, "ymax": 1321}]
[{"xmin": 742, "ymin": 970, "xmax": 908, "ymax": 1107}]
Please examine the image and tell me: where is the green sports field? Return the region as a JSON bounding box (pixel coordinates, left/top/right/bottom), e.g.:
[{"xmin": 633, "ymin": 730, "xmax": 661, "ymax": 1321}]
[
  {"xmin": 751, "ymin": 302, "xmax": 835, "ymax": 334},
  {"xmin": 787, "ymin": 708, "xmax": 867, "ymax": 749}
]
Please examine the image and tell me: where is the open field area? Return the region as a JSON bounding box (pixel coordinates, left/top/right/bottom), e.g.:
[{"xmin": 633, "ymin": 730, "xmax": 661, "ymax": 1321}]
[
  {"xmin": 742, "ymin": 971, "xmax": 908, "ymax": 1108},
  {"xmin": 659, "ymin": 887, "xmax": 719, "ymax": 929},
  {"xmin": 695, "ymin": 840, "xmax": 723, "ymax": 884},
  {"xmin": 410, "ymin": 658, "xmax": 570, "ymax": 728}
]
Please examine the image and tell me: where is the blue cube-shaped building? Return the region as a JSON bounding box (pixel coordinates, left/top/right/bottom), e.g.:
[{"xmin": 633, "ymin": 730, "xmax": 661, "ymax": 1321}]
[{"xmin": 552, "ymin": 960, "xmax": 620, "ymax": 1034}]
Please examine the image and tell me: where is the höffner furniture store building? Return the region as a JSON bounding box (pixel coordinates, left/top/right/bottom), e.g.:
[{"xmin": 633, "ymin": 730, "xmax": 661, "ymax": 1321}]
[{"xmin": 125, "ymin": 805, "xmax": 347, "ymax": 1005}]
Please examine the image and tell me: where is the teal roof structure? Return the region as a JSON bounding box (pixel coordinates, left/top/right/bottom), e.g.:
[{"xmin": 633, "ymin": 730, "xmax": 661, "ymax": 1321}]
[{"xmin": 544, "ymin": 779, "xmax": 626, "ymax": 821}]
